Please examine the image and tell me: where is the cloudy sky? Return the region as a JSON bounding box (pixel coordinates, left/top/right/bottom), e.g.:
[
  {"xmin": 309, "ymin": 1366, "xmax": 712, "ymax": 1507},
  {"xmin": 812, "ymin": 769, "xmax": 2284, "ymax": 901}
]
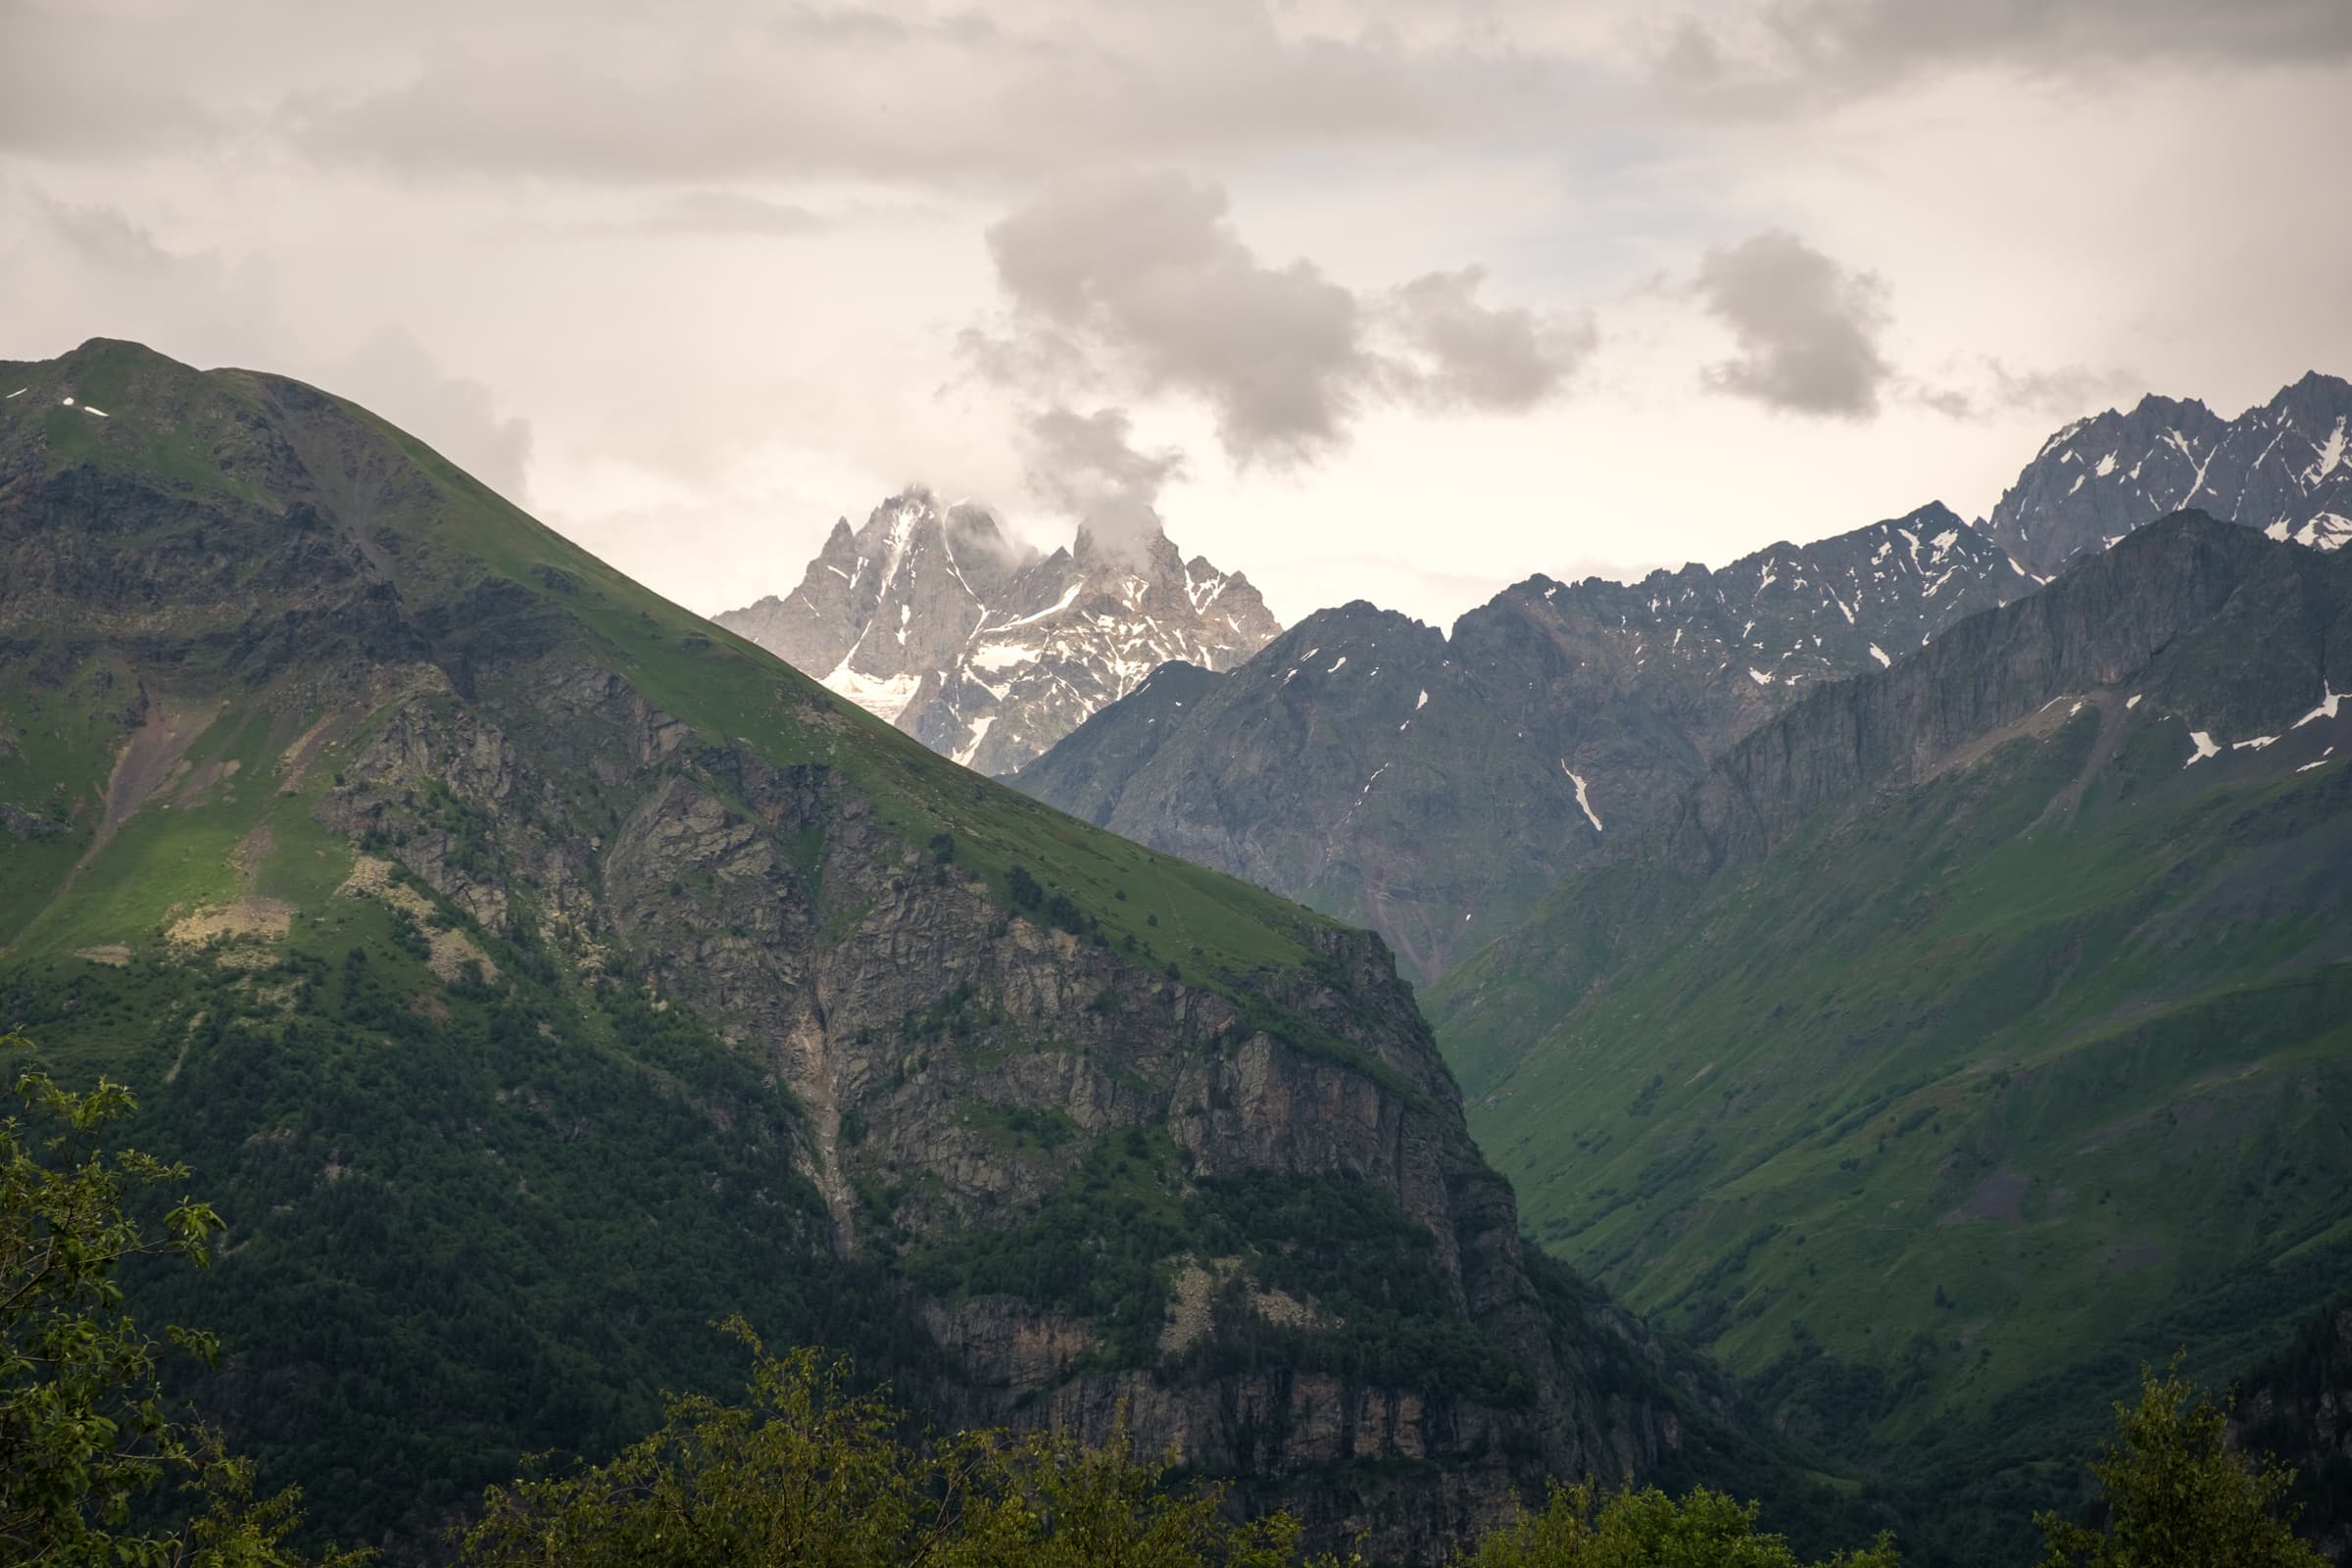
[{"xmin": 6, "ymin": 0, "xmax": 2349, "ymax": 626}]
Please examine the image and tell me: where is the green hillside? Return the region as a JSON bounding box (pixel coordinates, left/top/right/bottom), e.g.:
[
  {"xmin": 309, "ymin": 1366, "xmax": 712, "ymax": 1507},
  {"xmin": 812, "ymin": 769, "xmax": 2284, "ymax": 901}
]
[
  {"xmin": 1429, "ymin": 518, "xmax": 2352, "ymax": 1563},
  {"xmin": 0, "ymin": 339, "xmax": 1756, "ymax": 1563}
]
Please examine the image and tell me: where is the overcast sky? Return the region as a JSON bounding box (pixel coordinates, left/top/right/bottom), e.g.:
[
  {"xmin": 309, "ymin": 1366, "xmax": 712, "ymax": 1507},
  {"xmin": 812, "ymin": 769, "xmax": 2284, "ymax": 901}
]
[{"xmin": 6, "ymin": 0, "xmax": 2349, "ymax": 626}]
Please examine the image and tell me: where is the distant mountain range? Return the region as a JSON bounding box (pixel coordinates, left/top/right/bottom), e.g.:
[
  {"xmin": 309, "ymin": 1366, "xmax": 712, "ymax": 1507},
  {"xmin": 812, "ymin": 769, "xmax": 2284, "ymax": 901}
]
[
  {"xmin": 1987, "ymin": 369, "xmax": 2352, "ymax": 573},
  {"xmin": 715, "ymin": 493, "xmax": 1279, "ymax": 775},
  {"xmin": 1013, "ymin": 372, "xmax": 2352, "ymax": 979},
  {"xmin": 1015, "ymin": 502, "xmax": 2029, "ymax": 979}
]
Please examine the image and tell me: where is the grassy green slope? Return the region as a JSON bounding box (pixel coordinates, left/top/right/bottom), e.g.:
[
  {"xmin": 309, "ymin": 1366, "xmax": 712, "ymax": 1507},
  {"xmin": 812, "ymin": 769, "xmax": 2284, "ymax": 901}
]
[
  {"xmin": 1428, "ymin": 522, "xmax": 2352, "ymax": 1562},
  {"xmin": 0, "ymin": 340, "xmax": 1331, "ymax": 982}
]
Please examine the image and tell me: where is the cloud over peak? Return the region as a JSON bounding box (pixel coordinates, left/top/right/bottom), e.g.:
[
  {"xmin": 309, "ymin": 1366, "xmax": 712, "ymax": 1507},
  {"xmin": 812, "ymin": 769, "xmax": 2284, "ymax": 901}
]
[{"xmin": 972, "ymin": 169, "xmax": 1594, "ymax": 468}]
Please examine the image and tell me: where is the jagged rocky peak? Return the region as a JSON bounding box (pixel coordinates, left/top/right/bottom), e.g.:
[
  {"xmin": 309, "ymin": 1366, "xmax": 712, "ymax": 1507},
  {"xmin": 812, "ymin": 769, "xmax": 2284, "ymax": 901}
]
[
  {"xmin": 1987, "ymin": 371, "xmax": 2352, "ymax": 575},
  {"xmin": 715, "ymin": 489, "xmax": 1029, "ymax": 700},
  {"xmin": 717, "ymin": 491, "xmax": 1280, "ymax": 777}
]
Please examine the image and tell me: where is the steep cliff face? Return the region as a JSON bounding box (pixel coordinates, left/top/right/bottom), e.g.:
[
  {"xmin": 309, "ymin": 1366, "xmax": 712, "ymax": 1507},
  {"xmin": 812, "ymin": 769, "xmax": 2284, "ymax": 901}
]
[
  {"xmin": 1017, "ymin": 504, "xmax": 2032, "ymax": 979},
  {"xmin": 0, "ymin": 340, "xmax": 1734, "ymax": 1561},
  {"xmin": 1658, "ymin": 514, "xmax": 2348, "ymax": 876}
]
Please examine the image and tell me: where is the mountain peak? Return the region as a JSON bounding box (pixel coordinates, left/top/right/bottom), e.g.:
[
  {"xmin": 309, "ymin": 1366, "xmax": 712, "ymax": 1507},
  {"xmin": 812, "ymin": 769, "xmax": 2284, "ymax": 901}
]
[
  {"xmin": 718, "ymin": 495, "xmax": 1279, "ymax": 774},
  {"xmin": 1991, "ymin": 369, "xmax": 2352, "ymax": 574}
]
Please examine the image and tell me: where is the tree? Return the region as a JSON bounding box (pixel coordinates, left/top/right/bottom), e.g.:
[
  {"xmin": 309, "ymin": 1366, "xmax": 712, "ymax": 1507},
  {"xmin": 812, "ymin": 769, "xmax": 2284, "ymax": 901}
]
[
  {"xmin": 0, "ymin": 1028, "xmax": 360, "ymax": 1567},
  {"xmin": 2034, "ymin": 1360, "xmax": 2327, "ymax": 1568},
  {"xmin": 456, "ymin": 1315, "xmax": 1347, "ymax": 1568},
  {"xmin": 1450, "ymin": 1481, "xmax": 1900, "ymax": 1568}
]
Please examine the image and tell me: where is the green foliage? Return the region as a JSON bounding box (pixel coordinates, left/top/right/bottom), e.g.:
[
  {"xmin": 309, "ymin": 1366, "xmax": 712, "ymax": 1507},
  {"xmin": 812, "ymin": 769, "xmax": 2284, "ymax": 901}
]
[
  {"xmin": 1187, "ymin": 1172, "xmax": 1532, "ymax": 1406},
  {"xmin": 454, "ymin": 1318, "xmax": 1348, "ymax": 1568},
  {"xmin": 1451, "ymin": 1481, "xmax": 1899, "ymax": 1568},
  {"xmin": 0, "ymin": 1028, "xmax": 359, "ymax": 1567},
  {"xmin": 2033, "ymin": 1362, "xmax": 2327, "ymax": 1568},
  {"xmin": 1430, "ymin": 696, "xmax": 2352, "ymax": 1560},
  {"xmin": 910, "ymin": 1129, "xmax": 1189, "ymax": 1367}
]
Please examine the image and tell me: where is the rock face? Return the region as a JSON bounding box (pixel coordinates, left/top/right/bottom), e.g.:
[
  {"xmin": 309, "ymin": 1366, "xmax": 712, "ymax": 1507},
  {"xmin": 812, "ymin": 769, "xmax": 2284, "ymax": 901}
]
[
  {"xmin": 715, "ymin": 492, "xmax": 1280, "ymax": 775},
  {"xmin": 1987, "ymin": 371, "xmax": 2352, "ymax": 575},
  {"xmin": 1016, "ymin": 503, "xmax": 2032, "ymax": 980},
  {"xmin": 0, "ymin": 339, "xmax": 1744, "ymax": 1563}
]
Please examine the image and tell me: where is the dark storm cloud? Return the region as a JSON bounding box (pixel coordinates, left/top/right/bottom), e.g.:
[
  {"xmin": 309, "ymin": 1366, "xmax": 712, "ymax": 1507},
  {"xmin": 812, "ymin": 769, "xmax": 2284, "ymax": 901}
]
[
  {"xmin": 1690, "ymin": 229, "xmax": 1889, "ymax": 418},
  {"xmin": 970, "ymin": 171, "xmax": 1594, "ymax": 466}
]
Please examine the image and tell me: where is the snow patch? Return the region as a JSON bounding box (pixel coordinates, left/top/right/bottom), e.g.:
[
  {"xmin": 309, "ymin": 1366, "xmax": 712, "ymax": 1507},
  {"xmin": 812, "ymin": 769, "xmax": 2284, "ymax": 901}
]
[
  {"xmin": 2307, "ymin": 416, "xmax": 2347, "ymax": 485},
  {"xmin": 4, "ymin": 387, "xmax": 24, "ymax": 399},
  {"xmin": 1561, "ymin": 762, "xmax": 1603, "ymax": 832},
  {"xmin": 822, "ymin": 663, "xmax": 923, "ymax": 724},
  {"xmin": 2181, "ymin": 729, "xmax": 2221, "ymax": 767},
  {"xmin": 80, "ymin": 405, "xmax": 109, "ymax": 417},
  {"xmin": 1748, "ymin": 667, "xmax": 1773, "ymax": 686},
  {"xmin": 2298, "ymin": 749, "xmax": 2335, "ymax": 773},
  {"xmin": 990, "ymin": 579, "xmax": 1085, "ymax": 630},
  {"xmin": 2291, "ymin": 514, "xmax": 2352, "ymax": 551},
  {"xmin": 2095, "ymin": 451, "xmax": 2118, "ymax": 477},
  {"xmin": 968, "ymin": 642, "xmax": 1039, "ymax": 672},
  {"xmin": 1415, "ymin": 689, "xmax": 1429, "ymax": 710},
  {"xmin": 1868, "ymin": 644, "xmax": 1890, "ymax": 668},
  {"xmin": 2127, "ymin": 694, "xmax": 2142, "ymax": 710},
  {"xmin": 2231, "ymin": 735, "xmax": 2278, "ymax": 752},
  {"xmin": 2292, "ymin": 684, "xmax": 2342, "ymax": 728},
  {"xmin": 952, "ymin": 714, "xmax": 997, "ymax": 768},
  {"xmin": 1326, "ymin": 656, "xmax": 1348, "ymax": 674}
]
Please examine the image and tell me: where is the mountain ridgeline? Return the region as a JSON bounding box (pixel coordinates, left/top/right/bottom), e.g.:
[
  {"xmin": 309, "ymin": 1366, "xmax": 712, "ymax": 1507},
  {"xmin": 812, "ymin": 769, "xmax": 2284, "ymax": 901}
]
[
  {"xmin": 715, "ymin": 492, "xmax": 1280, "ymax": 776},
  {"xmin": 1012, "ymin": 372, "xmax": 2352, "ymax": 980},
  {"xmin": 1427, "ymin": 514, "xmax": 2352, "ymax": 1564},
  {"xmin": 1986, "ymin": 370, "xmax": 2352, "ymax": 575},
  {"xmin": 1017, "ymin": 503, "xmax": 2031, "ymax": 979},
  {"xmin": 0, "ymin": 340, "xmax": 1801, "ymax": 1562}
]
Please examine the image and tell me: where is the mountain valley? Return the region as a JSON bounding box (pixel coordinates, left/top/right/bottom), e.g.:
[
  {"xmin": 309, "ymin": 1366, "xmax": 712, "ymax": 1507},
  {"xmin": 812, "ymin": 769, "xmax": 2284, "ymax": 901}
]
[
  {"xmin": 0, "ymin": 339, "xmax": 1812, "ymax": 1563},
  {"xmin": 1426, "ymin": 514, "xmax": 2352, "ymax": 1561}
]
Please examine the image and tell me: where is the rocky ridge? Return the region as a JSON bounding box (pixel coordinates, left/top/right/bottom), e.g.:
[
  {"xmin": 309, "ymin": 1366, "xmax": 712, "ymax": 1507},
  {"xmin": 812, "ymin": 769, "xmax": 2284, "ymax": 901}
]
[
  {"xmin": 1987, "ymin": 370, "xmax": 2352, "ymax": 575},
  {"xmin": 1016, "ymin": 503, "xmax": 2032, "ymax": 979},
  {"xmin": 716, "ymin": 492, "xmax": 1280, "ymax": 775}
]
